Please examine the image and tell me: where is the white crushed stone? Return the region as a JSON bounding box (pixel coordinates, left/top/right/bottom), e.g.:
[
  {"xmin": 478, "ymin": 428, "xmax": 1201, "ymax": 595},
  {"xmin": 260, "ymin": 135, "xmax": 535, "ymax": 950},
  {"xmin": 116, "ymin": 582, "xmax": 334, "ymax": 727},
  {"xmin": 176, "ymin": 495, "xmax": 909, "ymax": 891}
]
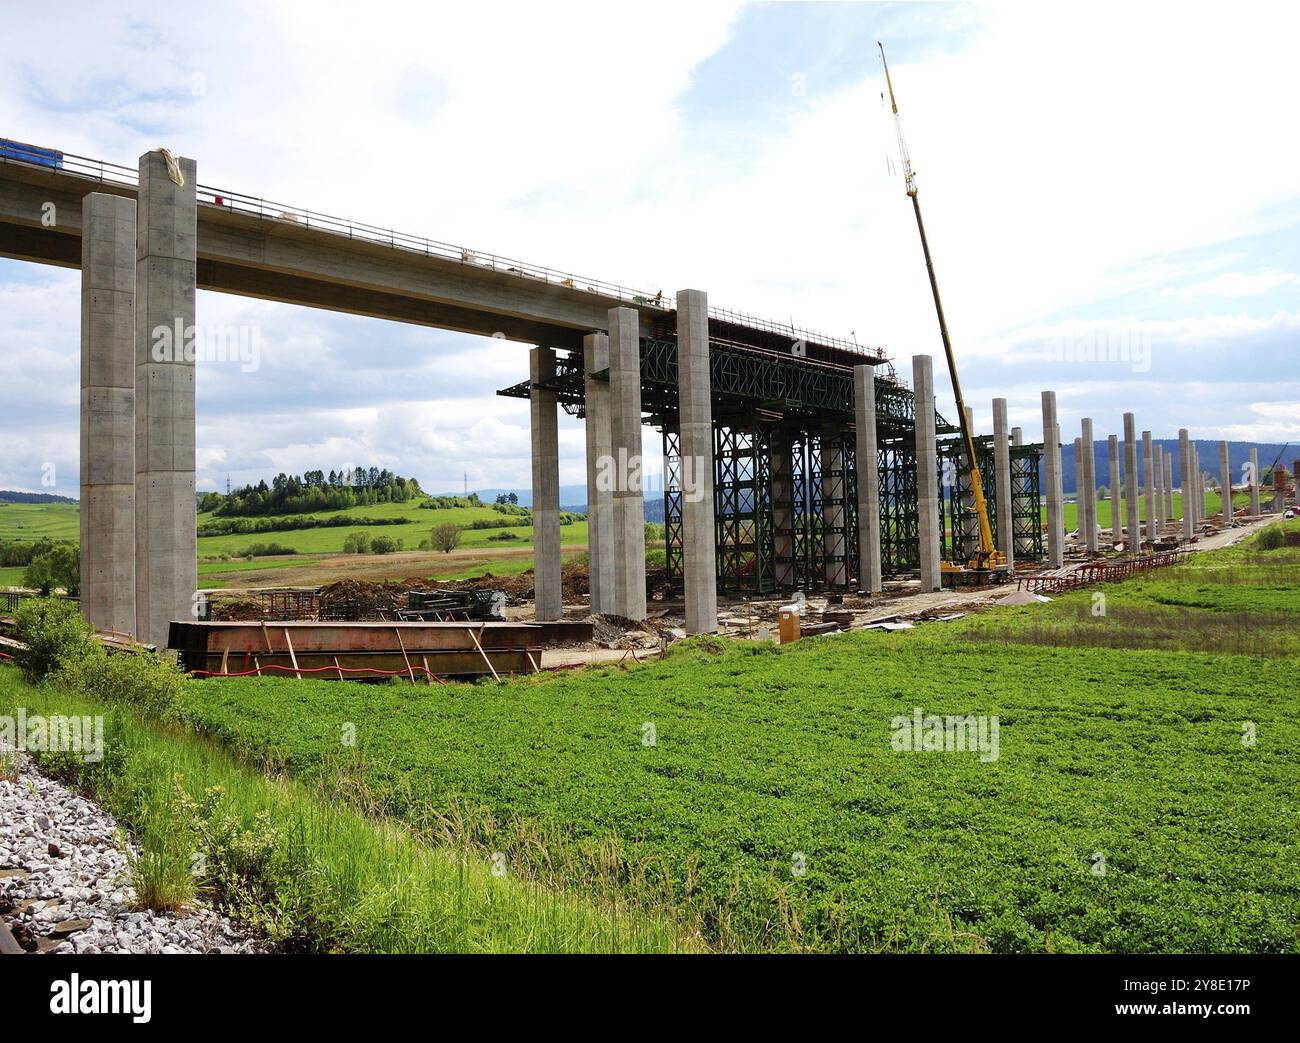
[{"xmin": 0, "ymin": 754, "xmax": 264, "ymax": 954}]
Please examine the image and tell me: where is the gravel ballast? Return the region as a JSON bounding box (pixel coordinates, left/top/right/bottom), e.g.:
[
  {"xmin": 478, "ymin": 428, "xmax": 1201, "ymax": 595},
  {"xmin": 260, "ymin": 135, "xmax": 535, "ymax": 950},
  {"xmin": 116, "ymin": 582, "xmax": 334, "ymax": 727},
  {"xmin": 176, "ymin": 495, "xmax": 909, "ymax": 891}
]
[{"xmin": 0, "ymin": 755, "xmax": 263, "ymax": 954}]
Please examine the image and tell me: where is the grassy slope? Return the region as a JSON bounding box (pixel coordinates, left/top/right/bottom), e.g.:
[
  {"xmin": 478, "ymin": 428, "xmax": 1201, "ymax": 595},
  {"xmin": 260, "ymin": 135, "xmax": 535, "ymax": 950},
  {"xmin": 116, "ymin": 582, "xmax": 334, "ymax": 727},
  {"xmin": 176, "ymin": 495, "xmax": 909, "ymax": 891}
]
[
  {"xmin": 196, "ymin": 501, "xmax": 588, "ymax": 557},
  {"xmin": 0, "ymin": 668, "xmax": 686, "ymax": 953},
  {"xmin": 0, "ymin": 502, "xmax": 80, "ymax": 541},
  {"xmin": 180, "ymin": 525, "xmax": 1300, "ymax": 953}
]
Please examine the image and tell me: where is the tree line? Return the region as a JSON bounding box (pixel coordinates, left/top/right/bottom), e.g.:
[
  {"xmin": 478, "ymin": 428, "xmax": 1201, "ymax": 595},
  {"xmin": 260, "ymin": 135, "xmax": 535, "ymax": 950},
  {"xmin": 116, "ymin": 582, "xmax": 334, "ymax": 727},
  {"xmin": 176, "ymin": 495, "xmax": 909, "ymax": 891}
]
[{"xmin": 199, "ymin": 468, "xmax": 424, "ymax": 517}]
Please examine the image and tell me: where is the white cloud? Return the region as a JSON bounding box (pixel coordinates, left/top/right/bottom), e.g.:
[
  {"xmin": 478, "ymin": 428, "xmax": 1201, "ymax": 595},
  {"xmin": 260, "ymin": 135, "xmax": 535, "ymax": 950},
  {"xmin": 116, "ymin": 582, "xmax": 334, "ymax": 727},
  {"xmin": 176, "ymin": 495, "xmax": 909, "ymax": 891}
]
[
  {"xmin": 2, "ymin": 1, "xmax": 1299, "ymax": 495},
  {"xmin": 1165, "ymin": 271, "xmax": 1300, "ymax": 298}
]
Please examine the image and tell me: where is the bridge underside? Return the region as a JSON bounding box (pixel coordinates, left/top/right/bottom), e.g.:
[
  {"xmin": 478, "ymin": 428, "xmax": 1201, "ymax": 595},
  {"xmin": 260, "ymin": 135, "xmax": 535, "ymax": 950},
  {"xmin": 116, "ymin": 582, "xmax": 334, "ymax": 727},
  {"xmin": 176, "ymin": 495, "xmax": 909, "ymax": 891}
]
[
  {"xmin": 498, "ymin": 337, "xmax": 1045, "ymax": 600},
  {"xmin": 1, "ymin": 144, "xmax": 1045, "ymax": 643}
]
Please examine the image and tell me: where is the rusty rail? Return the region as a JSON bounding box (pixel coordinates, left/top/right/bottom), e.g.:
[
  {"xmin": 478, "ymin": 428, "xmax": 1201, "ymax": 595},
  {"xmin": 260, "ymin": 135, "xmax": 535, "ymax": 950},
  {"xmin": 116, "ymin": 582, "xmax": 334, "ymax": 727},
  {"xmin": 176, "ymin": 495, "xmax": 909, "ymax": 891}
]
[{"xmin": 1017, "ymin": 548, "xmax": 1188, "ymax": 594}]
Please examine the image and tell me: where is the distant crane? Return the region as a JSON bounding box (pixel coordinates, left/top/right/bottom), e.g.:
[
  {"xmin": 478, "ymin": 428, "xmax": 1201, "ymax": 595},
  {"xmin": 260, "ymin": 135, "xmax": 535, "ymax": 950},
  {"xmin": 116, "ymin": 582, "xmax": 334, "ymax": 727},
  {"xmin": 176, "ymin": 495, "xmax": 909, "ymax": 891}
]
[{"xmin": 879, "ymin": 42, "xmax": 1007, "ymax": 582}]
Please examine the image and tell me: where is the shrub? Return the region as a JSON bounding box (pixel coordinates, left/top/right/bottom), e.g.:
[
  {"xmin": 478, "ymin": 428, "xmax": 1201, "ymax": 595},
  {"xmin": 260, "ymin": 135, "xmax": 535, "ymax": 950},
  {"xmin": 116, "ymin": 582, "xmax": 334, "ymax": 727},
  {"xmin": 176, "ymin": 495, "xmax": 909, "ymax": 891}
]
[
  {"xmin": 12, "ymin": 597, "xmax": 95, "ymax": 681},
  {"xmin": 54, "ymin": 646, "xmax": 187, "ymax": 721},
  {"xmin": 343, "ymin": 532, "xmax": 371, "ymax": 554},
  {"xmin": 370, "ymin": 535, "xmax": 403, "ymax": 555},
  {"xmin": 431, "ymin": 523, "xmax": 463, "ymax": 553},
  {"xmin": 1255, "ymin": 525, "xmax": 1286, "ymax": 551},
  {"xmin": 242, "ymin": 542, "xmax": 296, "ymax": 557}
]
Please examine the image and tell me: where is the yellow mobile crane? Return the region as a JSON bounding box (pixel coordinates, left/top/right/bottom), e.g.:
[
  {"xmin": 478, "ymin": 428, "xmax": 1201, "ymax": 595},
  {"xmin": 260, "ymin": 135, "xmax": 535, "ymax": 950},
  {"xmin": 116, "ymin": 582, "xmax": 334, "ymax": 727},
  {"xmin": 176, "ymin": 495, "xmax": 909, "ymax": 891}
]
[{"xmin": 879, "ymin": 43, "xmax": 1008, "ymax": 584}]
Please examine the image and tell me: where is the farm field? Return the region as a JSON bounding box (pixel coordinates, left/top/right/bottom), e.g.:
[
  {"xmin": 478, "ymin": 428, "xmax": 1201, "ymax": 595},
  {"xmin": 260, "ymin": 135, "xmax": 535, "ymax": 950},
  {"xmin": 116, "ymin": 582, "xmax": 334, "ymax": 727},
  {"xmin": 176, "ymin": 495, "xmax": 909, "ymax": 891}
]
[
  {"xmin": 195, "ymin": 501, "xmax": 587, "ymax": 558},
  {"xmin": 177, "ymin": 521, "xmax": 1300, "ymax": 953},
  {"xmin": 0, "ymin": 498, "xmax": 588, "ymax": 589},
  {"xmin": 1059, "ymin": 490, "xmax": 1248, "ymax": 533},
  {"xmin": 0, "ymin": 501, "xmax": 79, "ymax": 541}
]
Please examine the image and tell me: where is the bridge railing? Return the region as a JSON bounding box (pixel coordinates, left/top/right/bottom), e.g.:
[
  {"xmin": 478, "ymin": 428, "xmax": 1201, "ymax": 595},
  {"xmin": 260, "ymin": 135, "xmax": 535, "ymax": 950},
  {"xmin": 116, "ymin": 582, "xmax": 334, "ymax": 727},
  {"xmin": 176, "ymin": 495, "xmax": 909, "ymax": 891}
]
[
  {"xmin": 4, "ymin": 140, "xmax": 878, "ymax": 356},
  {"xmin": 196, "ymin": 182, "xmax": 676, "ymax": 310},
  {"xmin": 707, "ymin": 304, "xmax": 883, "ymax": 359}
]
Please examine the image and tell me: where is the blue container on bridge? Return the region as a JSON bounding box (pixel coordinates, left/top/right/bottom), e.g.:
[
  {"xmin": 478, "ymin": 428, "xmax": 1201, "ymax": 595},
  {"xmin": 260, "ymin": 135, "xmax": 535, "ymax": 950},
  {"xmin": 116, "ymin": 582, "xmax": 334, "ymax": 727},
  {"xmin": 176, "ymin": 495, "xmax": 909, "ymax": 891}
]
[{"xmin": 0, "ymin": 138, "xmax": 64, "ymax": 170}]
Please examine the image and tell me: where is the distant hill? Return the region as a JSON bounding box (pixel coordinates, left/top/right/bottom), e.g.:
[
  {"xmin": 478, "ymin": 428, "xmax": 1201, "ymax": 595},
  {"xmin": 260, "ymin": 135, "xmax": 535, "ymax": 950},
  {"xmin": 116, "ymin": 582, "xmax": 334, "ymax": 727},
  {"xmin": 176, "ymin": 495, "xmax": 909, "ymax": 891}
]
[
  {"xmin": 0, "ymin": 490, "xmax": 77, "ymax": 504},
  {"xmin": 1059, "ymin": 440, "xmax": 1294, "ymax": 494}
]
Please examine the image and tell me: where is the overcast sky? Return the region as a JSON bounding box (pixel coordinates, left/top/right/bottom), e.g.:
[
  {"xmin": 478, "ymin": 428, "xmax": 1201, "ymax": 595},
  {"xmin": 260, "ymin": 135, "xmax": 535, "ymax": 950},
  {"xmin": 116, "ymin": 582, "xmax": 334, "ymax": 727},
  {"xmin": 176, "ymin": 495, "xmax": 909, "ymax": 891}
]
[{"xmin": 2, "ymin": 0, "xmax": 1298, "ymax": 496}]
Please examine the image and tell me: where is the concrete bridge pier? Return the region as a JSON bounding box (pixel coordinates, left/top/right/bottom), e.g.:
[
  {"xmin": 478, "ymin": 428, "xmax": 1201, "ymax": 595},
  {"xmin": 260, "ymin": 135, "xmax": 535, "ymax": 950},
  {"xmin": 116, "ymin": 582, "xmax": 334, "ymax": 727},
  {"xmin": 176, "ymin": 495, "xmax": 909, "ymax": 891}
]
[
  {"xmin": 914, "ymin": 356, "xmax": 941, "ymax": 591},
  {"xmin": 1192, "ymin": 446, "xmax": 1202, "ymax": 525},
  {"xmin": 1041, "ymin": 391, "xmax": 1063, "ymax": 567},
  {"xmin": 676, "ymin": 289, "xmax": 717, "ymax": 634},
  {"xmin": 1142, "ymin": 431, "xmax": 1155, "ymax": 542},
  {"xmin": 855, "ymin": 367, "xmax": 882, "ymax": 593},
  {"xmin": 1159, "ymin": 442, "xmax": 1170, "ymax": 533},
  {"xmin": 608, "ymin": 306, "xmax": 646, "ymax": 620},
  {"xmin": 134, "ymin": 150, "xmax": 197, "ymax": 649},
  {"xmin": 771, "ymin": 437, "xmax": 794, "ymax": 587},
  {"xmin": 1219, "ymin": 441, "xmax": 1232, "ymax": 521},
  {"xmin": 1164, "ymin": 453, "xmax": 1174, "ymax": 522},
  {"xmin": 1080, "ymin": 418, "xmax": 1097, "ymax": 553},
  {"xmin": 583, "ymin": 333, "xmax": 614, "ymax": 615},
  {"xmin": 80, "ymin": 192, "xmax": 137, "ymax": 637},
  {"xmin": 1179, "ymin": 429, "xmax": 1193, "ymax": 539},
  {"xmin": 993, "ymin": 399, "xmax": 1013, "ymax": 568},
  {"xmin": 1123, "ymin": 413, "xmax": 1140, "ymax": 548},
  {"xmin": 821, "ymin": 424, "xmax": 849, "ymax": 587},
  {"xmin": 530, "ymin": 346, "xmax": 561, "ymax": 621},
  {"xmin": 1108, "ymin": 434, "xmax": 1120, "ymax": 544}
]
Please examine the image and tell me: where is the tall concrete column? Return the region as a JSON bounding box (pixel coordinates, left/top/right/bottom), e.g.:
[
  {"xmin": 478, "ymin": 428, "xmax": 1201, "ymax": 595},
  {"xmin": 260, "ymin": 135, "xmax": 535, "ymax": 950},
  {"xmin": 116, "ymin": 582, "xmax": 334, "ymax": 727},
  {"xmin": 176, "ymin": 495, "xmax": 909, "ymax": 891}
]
[
  {"xmin": 1192, "ymin": 446, "xmax": 1202, "ymax": 526},
  {"xmin": 822, "ymin": 426, "xmax": 848, "ymax": 587},
  {"xmin": 1248, "ymin": 444, "xmax": 1258, "ymax": 514},
  {"xmin": 914, "ymin": 356, "xmax": 941, "ymax": 591},
  {"xmin": 529, "ymin": 346, "xmax": 562, "ymax": 621},
  {"xmin": 1123, "ymin": 413, "xmax": 1140, "ymax": 550},
  {"xmin": 676, "ymin": 289, "xmax": 716, "ymax": 634},
  {"xmin": 583, "ymin": 333, "xmax": 614, "ymax": 614},
  {"xmin": 1142, "ymin": 431, "xmax": 1155, "ymax": 542},
  {"xmin": 1010, "ymin": 425, "xmax": 1034, "ymax": 560},
  {"xmin": 771, "ymin": 438, "xmax": 794, "ymax": 587},
  {"xmin": 1041, "ymin": 391, "xmax": 1063, "ymax": 567},
  {"xmin": 135, "ymin": 150, "xmax": 197, "ymax": 650},
  {"xmin": 1159, "ymin": 442, "xmax": 1170, "ymax": 533},
  {"xmin": 855, "ymin": 366, "xmax": 882, "ymax": 593},
  {"xmin": 1179, "ymin": 429, "xmax": 1193, "ymax": 539},
  {"xmin": 993, "ymin": 398, "xmax": 1013, "ymax": 568},
  {"xmin": 1219, "ymin": 441, "xmax": 1232, "ymax": 522},
  {"xmin": 1170, "ymin": 452, "xmax": 1180, "ymax": 525},
  {"xmin": 608, "ymin": 306, "xmax": 646, "ymax": 620},
  {"xmin": 1080, "ymin": 418, "xmax": 1097, "ymax": 553},
  {"xmin": 80, "ymin": 192, "xmax": 137, "ymax": 637},
  {"xmin": 1108, "ymin": 434, "xmax": 1120, "ymax": 544},
  {"xmin": 1073, "ymin": 437, "xmax": 1084, "ymax": 544}
]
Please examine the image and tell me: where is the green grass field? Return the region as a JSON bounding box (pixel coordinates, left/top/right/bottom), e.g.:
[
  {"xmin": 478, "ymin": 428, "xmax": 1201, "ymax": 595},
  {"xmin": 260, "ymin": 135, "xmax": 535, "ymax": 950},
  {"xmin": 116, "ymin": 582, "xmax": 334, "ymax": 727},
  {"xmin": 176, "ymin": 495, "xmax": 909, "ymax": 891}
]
[
  {"xmin": 0, "ymin": 498, "xmax": 586, "ymax": 588},
  {"xmin": 0, "ymin": 668, "xmax": 686, "ymax": 953},
  {"xmin": 194, "ymin": 500, "xmax": 586, "ymax": 557},
  {"xmin": 174, "ymin": 520, "xmax": 1300, "ymax": 953},
  {"xmin": 0, "ymin": 501, "xmax": 80, "ymax": 541},
  {"xmin": 1060, "ymin": 490, "xmax": 1246, "ymax": 532}
]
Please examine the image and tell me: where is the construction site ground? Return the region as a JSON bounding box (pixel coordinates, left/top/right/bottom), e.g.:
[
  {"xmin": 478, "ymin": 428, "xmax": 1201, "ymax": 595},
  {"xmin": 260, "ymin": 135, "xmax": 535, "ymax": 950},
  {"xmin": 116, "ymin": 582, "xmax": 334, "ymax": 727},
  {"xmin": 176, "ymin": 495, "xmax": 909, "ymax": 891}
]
[{"xmin": 196, "ymin": 515, "xmax": 1274, "ymax": 672}]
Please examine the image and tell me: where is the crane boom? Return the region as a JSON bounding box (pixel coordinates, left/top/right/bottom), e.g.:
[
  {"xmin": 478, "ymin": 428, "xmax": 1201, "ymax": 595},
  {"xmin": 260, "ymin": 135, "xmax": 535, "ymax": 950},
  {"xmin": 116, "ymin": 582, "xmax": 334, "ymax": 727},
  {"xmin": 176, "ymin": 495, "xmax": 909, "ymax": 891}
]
[{"xmin": 880, "ymin": 42, "xmax": 1001, "ymax": 572}]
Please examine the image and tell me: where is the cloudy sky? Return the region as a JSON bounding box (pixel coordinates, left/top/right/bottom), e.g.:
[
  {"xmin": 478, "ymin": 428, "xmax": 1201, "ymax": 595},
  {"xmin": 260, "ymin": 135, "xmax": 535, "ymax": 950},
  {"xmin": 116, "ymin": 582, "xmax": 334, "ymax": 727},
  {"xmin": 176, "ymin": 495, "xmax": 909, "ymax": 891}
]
[{"xmin": 2, "ymin": 0, "xmax": 1298, "ymax": 497}]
